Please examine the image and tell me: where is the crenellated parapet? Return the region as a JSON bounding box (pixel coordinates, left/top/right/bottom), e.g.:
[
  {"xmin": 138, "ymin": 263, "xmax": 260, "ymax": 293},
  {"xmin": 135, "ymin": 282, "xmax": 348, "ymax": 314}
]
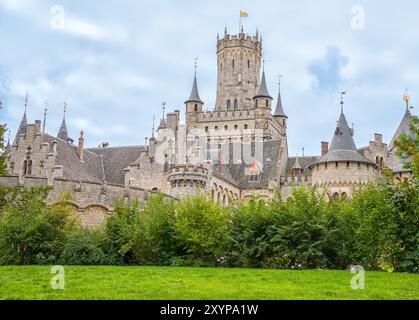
[{"xmin": 169, "ymin": 164, "xmax": 210, "ymax": 199}]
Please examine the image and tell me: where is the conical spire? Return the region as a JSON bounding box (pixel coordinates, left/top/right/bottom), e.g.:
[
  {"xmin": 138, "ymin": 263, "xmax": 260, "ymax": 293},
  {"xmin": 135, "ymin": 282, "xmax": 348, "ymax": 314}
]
[
  {"xmin": 254, "ymin": 70, "xmax": 272, "ymax": 99},
  {"xmin": 388, "ymin": 92, "xmax": 413, "ymax": 151},
  {"xmin": 185, "ymin": 59, "xmax": 204, "ymax": 104},
  {"xmin": 13, "ymin": 92, "xmax": 28, "ymax": 145},
  {"xmin": 329, "ymin": 111, "xmax": 357, "ymax": 151},
  {"xmin": 292, "ymin": 156, "xmax": 302, "ymax": 170},
  {"xmin": 57, "ymin": 102, "xmax": 69, "ymax": 141},
  {"xmin": 273, "ymin": 76, "xmax": 287, "ymax": 117}
]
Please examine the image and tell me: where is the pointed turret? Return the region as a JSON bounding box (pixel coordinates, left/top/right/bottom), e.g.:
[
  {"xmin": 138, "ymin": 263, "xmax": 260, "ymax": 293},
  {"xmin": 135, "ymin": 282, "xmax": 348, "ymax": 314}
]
[
  {"xmin": 253, "ymin": 71, "xmax": 272, "ymax": 100},
  {"xmin": 388, "ymin": 92, "xmax": 414, "ymax": 152},
  {"xmin": 185, "ymin": 60, "xmax": 204, "ymax": 126},
  {"xmin": 273, "ymin": 77, "xmax": 287, "ymax": 118},
  {"xmin": 292, "ymin": 156, "xmax": 303, "ymax": 177},
  {"xmin": 13, "ymin": 93, "xmax": 28, "ymax": 145},
  {"xmin": 185, "ymin": 66, "xmax": 204, "ymax": 105},
  {"xmin": 57, "ymin": 103, "xmax": 69, "ymax": 141},
  {"xmin": 311, "ymin": 96, "xmax": 374, "ymax": 166}
]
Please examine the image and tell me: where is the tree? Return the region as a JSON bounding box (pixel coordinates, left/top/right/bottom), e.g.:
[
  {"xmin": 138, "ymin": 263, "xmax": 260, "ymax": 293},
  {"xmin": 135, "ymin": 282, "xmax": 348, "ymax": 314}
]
[
  {"xmin": 395, "ymin": 115, "xmax": 419, "ymax": 178},
  {"xmin": 0, "ymin": 122, "xmax": 7, "ymax": 175}
]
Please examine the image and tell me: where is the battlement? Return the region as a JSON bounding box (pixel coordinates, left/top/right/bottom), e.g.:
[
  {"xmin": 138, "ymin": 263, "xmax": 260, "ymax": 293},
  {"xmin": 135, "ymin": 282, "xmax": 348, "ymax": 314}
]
[
  {"xmin": 217, "ymin": 32, "xmax": 261, "ymax": 52},
  {"xmin": 198, "ymin": 109, "xmax": 256, "ymax": 122},
  {"xmin": 168, "ymin": 164, "xmax": 209, "ymax": 195}
]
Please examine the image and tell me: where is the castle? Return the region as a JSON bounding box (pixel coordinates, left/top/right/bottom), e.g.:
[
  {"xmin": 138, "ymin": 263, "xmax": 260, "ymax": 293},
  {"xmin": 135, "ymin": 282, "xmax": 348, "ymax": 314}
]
[{"xmin": 1, "ymin": 27, "xmax": 414, "ymax": 226}]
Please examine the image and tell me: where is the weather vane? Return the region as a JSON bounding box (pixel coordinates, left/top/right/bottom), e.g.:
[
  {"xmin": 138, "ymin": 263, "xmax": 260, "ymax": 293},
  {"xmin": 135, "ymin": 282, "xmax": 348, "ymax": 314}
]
[
  {"xmin": 43, "ymin": 100, "xmax": 49, "ymax": 133},
  {"xmin": 338, "ymin": 89, "xmax": 346, "ymax": 113},
  {"xmin": 194, "ymin": 58, "xmax": 198, "ymax": 75}
]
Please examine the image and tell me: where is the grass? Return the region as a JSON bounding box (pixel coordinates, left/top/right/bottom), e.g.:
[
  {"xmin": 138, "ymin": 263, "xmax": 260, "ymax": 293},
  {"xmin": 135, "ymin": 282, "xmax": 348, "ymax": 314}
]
[{"xmin": 0, "ymin": 266, "xmax": 417, "ymax": 300}]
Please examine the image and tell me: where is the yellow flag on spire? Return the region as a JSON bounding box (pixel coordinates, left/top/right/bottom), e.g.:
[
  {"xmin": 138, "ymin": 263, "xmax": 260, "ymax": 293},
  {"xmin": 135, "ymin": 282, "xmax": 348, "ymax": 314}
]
[{"xmin": 240, "ymin": 11, "xmax": 249, "ymax": 17}]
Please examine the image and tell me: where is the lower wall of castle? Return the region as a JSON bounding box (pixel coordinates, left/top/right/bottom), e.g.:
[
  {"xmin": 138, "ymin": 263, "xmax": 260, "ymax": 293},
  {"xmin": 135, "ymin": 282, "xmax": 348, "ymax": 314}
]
[{"xmin": 0, "ymin": 175, "xmax": 173, "ymax": 227}]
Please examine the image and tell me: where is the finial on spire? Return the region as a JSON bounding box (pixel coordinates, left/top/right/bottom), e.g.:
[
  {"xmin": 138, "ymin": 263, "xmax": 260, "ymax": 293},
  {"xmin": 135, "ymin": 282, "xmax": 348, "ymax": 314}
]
[
  {"xmin": 194, "ymin": 57, "xmax": 198, "ymax": 77},
  {"xmin": 256, "ymin": 27, "xmax": 259, "ymax": 39},
  {"xmin": 24, "ymin": 91, "xmax": 28, "ymax": 112},
  {"xmin": 338, "ymin": 89, "xmax": 346, "ymax": 114},
  {"xmin": 302, "ymin": 147, "xmax": 305, "ymax": 157},
  {"xmin": 278, "ymin": 74, "xmax": 282, "ymax": 89},
  {"xmin": 43, "ymin": 100, "xmax": 49, "ymax": 134},
  {"xmin": 224, "ymin": 26, "xmax": 227, "ymax": 35},
  {"xmin": 403, "ymin": 87, "xmax": 410, "ymax": 111},
  {"xmin": 162, "ymin": 101, "xmax": 166, "ymax": 120},
  {"xmin": 63, "ymin": 102, "xmax": 68, "ymax": 118}
]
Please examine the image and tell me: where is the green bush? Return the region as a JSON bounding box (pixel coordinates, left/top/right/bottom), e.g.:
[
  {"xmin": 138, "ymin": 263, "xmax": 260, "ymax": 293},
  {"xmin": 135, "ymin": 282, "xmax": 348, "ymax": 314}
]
[
  {"xmin": 0, "ymin": 187, "xmax": 76, "ymax": 265},
  {"xmin": 61, "ymin": 227, "xmax": 118, "ymax": 265},
  {"xmin": 105, "ymin": 199, "xmax": 142, "ymax": 264},
  {"xmin": 133, "ymin": 194, "xmax": 177, "ymax": 265},
  {"xmin": 225, "ymin": 196, "xmax": 276, "ymax": 268},
  {"xmin": 172, "ymin": 195, "xmax": 230, "ymax": 266}
]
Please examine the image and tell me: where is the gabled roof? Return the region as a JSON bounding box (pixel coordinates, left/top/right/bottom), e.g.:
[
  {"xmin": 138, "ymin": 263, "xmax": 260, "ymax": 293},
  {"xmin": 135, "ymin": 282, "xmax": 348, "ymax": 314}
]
[
  {"xmin": 185, "ymin": 74, "xmax": 203, "ymax": 104},
  {"xmin": 87, "ymin": 145, "xmax": 146, "ymax": 185},
  {"xmin": 254, "ymin": 71, "xmax": 272, "ymax": 99},
  {"xmin": 388, "ymin": 108, "xmax": 412, "ymax": 152}
]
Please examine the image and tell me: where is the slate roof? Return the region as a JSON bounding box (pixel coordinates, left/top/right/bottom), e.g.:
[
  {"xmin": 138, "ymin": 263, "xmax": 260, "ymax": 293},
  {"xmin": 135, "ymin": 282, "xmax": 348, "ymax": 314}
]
[
  {"xmin": 57, "ymin": 117, "xmax": 69, "ymax": 141},
  {"xmin": 213, "ymin": 140, "xmax": 282, "ymax": 189},
  {"xmin": 185, "ymin": 74, "xmax": 203, "ymax": 104},
  {"xmin": 286, "ymin": 156, "xmax": 319, "ymax": 176},
  {"xmin": 388, "ymin": 108, "xmax": 412, "ymax": 152},
  {"xmin": 13, "ymin": 111, "xmax": 27, "ymax": 145},
  {"xmin": 254, "ymin": 71, "xmax": 272, "ymax": 99},
  {"xmin": 273, "ymin": 86, "xmax": 287, "ymax": 118},
  {"xmin": 43, "ymin": 134, "xmax": 104, "ymax": 183},
  {"xmin": 311, "ymin": 111, "xmax": 374, "ymax": 166},
  {"xmin": 87, "ymin": 145, "xmax": 146, "ymax": 185}
]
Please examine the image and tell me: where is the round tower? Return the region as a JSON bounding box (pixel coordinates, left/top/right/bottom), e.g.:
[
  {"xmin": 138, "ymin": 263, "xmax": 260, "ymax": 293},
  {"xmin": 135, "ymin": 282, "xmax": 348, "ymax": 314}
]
[
  {"xmin": 169, "ymin": 164, "xmax": 209, "ymax": 199},
  {"xmin": 309, "ymin": 101, "xmax": 376, "ymax": 199},
  {"xmin": 253, "ymin": 70, "xmax": 273, "ymax": 139},
  {"xmin": 215, "ymin": 28, "xmax": 262, "ymax": 110}
]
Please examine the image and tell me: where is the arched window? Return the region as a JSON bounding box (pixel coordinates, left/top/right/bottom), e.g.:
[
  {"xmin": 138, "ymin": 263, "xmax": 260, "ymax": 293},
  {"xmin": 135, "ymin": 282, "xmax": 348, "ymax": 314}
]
[
  {"xmin": 380, "ymin": 157, "xmax": 384, "ymax": 167},
  {"xmin": 223, "ymin": 194, "xmax": 226, "ymax": 207},
  {"xmin": 341, "ymin": 192, "xmax": 348, "ymax": 199},
  {"xmin": 232, "ymin": 59, "xmax": 235, "ymax": 68},
  {"xmin": 332, "ymin": 192, "xmax": 339, "ymax": 200},
  {"xmin": 248, "ymin": 60, "xmax": 250, "ymax": 68},
  {"xmin": 194, "ymin": 104, "xmax": 198, "ymax": 112},
  {"xmin": 376, "ymin": 156, "xmax": 379, "ymax": 165},
  {"xmin": 227, "ymin": 100, "xmax": 231, "ymax": 108},
  {"xmin": 234, "ymin": 99, "xmax": 238, "ymax": 108}
]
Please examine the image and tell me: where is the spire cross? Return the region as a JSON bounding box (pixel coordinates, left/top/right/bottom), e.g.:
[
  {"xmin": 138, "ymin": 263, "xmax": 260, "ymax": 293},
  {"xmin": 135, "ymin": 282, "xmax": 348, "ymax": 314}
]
[{"xmin": 338, "ymin": 90, "xmax": 346, "ymax": 113}]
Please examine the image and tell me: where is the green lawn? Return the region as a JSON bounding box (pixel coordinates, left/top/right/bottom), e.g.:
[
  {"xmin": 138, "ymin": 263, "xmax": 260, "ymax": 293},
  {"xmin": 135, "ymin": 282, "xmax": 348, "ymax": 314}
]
[{"xmin": 0, "ymin": 266, "xmax": 417, "ymax": 300}]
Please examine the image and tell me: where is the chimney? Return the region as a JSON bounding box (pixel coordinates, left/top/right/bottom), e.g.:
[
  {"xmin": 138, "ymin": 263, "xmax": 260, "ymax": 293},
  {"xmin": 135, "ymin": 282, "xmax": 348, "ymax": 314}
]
[
  {"xmin": 374, "ymin": 133, "xmax": 382, "ymax": 144},
  {"xmin": 52, "ymin": 140, "xmax": 58, "ymax": 154},
  {"xmin": 35, "ymin": 120, "xmax": 42, "ymax": 133},
  {"xmin": 321, "ymin": 141, "xmax": 329, "ymax": 156},
  {"xmin": 77, "ymin": 131, "xmax": 84, "ymax": 161}
]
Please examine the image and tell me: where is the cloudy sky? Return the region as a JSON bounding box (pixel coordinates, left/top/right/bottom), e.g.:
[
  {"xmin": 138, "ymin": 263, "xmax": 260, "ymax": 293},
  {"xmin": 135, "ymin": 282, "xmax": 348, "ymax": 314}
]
[{"xmin": 0, "ymin": 0, "xmax": 417, "ymax": 156}]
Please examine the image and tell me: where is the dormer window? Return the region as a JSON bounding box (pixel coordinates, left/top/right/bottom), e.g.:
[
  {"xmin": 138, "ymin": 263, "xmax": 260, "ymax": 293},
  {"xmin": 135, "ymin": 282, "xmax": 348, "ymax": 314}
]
[{"xmin": 246, "ymin": 160, "xmax": 263, "ymax": 182}]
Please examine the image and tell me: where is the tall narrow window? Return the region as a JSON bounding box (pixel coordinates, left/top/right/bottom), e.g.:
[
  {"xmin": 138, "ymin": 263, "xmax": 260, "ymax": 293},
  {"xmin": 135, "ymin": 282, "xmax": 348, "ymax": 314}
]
[
  {"xmin": 232, "ymin": 59, "xmax": 235, "ymax": 69},
  {"xmin": 266, "ymin": 99, "xmax": 269, "ymax": 107},
  {"xmin": 227, "ymin": 100, "xmax": 231, "ymax": 108},
  {"xmin": 248, "ymin": 60, "xmax": 250, "ymax": 68},
  {"xmin": 234, "ymin": 99, "xmax": 238, "ymax": 108}
]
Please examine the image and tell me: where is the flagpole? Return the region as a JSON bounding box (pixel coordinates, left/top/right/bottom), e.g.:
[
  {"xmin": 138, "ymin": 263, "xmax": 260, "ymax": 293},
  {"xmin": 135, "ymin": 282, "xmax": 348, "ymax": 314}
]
[{"xmin": 239, "ymin": 12, "xmax": 241, "ymax": 33}]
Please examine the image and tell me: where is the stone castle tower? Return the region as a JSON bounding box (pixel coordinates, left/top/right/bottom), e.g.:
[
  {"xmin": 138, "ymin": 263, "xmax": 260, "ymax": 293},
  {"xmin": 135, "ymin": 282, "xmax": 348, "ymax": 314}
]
[{"xmin": 215, "ymin": 28, "xmax": 262, "ymax": 110}]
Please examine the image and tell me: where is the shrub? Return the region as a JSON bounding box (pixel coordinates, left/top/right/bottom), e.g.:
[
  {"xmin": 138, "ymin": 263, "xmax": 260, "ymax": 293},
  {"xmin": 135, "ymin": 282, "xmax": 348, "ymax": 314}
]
[
  {"xmin": 61, "ymin": 227, "xmax": 118, "ymax": 265},
  {"xmin": 0, "ymin": 187, "xmax": 76, "ymax": 265},
  {"xmin": 133, "ymin": 194, "xmax": 177, "ymax": 265},
  {"xmin": 105, "ymin": 199, "xmax": 142, "ymax": 264},
  {"xmin": 172, "ymin": 195, "xmax": 229, "ymax": 266}
]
